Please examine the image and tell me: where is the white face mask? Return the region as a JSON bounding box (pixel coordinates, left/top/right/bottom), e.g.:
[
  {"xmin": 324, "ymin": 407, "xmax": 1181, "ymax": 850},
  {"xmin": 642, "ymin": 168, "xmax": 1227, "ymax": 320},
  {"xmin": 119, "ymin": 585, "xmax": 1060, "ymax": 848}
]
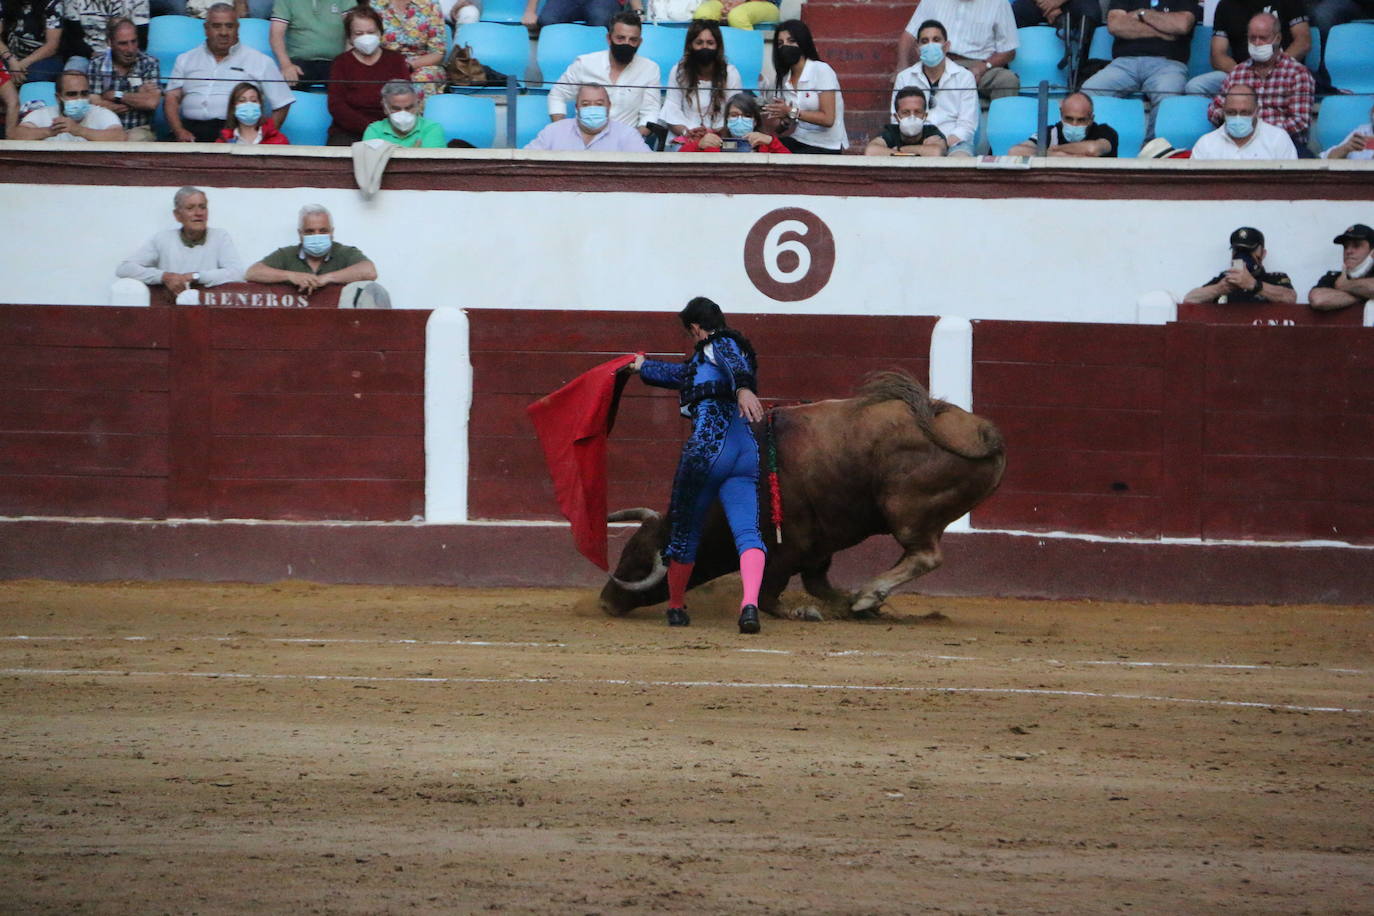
[
  {"xmin": 353, "ymin": 33, "xmax": 381, "ymax": 55},
  {"xmin": 1349, "ymin": 254, "xmax": 1374, "ymax": 279},
  {"xmin": 897, "ymin": 115, "xmax": 925, "ymax": 136},
  {"xmin": 1247, "ymin": 41, "xmax": 1275, "ymax": 62},
  {"xmin": 388, "ymin": 109, "xmax": 417, "ymax": 133}
]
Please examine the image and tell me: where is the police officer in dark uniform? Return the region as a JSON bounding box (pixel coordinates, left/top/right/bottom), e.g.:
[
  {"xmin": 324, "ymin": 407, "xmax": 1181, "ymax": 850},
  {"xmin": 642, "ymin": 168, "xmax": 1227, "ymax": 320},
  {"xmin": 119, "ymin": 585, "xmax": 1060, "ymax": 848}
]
[
  {"xmin": 1183, "ymin": 226, "xmax": 1297, "ymax": 304},
  {"xmin": 1309, "ymin": 224, "xmax": 1374, "ymax": 312}
]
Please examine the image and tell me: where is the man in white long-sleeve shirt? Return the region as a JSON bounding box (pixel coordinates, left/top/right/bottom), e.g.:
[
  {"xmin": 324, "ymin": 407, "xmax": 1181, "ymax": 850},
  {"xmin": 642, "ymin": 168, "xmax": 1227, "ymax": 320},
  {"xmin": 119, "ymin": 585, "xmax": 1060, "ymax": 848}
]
[
  {"xmin": 116, "ymin": 187, "xmax": 244, "ymax": 296},
  {"xmin": 546, "ymin": 10, "xmax": 660, "ymax": 137},
  {"xmin": 892, "ymin": 19, "xmax": 979, "ymax": 156}
]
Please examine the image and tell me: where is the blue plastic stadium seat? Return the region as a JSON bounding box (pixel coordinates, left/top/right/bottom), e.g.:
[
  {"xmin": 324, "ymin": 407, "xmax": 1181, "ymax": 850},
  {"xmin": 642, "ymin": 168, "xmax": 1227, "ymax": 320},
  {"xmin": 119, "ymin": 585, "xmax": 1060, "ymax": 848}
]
[
  {"xmin": 1088, "ymin": 24, "xmax": 1113, "ymax": 60},
  {"xmin": 1090, "ymin": 95, "xmax": 1145, "ymax": 155},
  {"xmin": 237, "ymin": 18, "xmax": 273, "ymax": 58},
  {"xmin": 454, "ymin": 21, "xmax": 530, "ymax": 85},
  {"xmin": 19, "ymin": 80, "xmax": 57, "ymax": 108},
  {"xmin": 1305, "ymin": 27, "xmax": 1320, "ymax": 74},
  {"xmin": 1326, "ymin": 23, "xmax": 1374, "ymax": 93},
  {"xmin": 1011, "ymin": 26, "xmax": 1068, "ymax": 94},
  {"xmin": 481, "ymin": 0, "xmax": 540, "ymax": 22},
  {"xmin": 424, "ymin": 93, "xmax": 497, "ymax": 146},
  {"xmin": 987, "ymin": 96, "xmax": 1038, "ymax": 154},
  {"xmin": 1186, "ymin": 26, "xmax": 1213, "ymax": 79},
  {"xmin": 1151, "ymin": 94, "xmax": 1212, "ymax": 150},
  {"xmin": 639, "ymin": 23, "xmax": 684, "ymax": 77},
  {"xmin": 720, "ymin": 25, "xmax": 762, "ymax": 89},
  {"xmin": 1315, "ymin": 93, "xmax": 1374, "ymax": 152},
  {"xmin": 148, "ymin": 15, "xmax": 204, "ymax": 76},
  {"xmin": 283, "ymin": 90, "xmax": 330, "ymax": 145},
  {"xmin": 535, "ymin": 23, "xmax": 604, "ymax": 83}
]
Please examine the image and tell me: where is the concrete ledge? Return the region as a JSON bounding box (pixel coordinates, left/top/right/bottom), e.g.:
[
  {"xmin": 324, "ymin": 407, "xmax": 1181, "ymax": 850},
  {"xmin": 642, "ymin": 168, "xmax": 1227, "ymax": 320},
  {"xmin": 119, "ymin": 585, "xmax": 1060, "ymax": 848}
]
[{"xmin": 1, "ymin": 519, "xmax": 1369, "ymax": 606}]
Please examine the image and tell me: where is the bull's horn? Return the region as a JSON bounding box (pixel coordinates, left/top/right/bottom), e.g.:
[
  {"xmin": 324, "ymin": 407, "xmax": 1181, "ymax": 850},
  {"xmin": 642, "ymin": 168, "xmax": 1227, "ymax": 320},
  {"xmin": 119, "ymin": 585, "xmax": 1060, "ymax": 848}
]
[
  {"xmin": 611, "ymin": 551, "xmax": 668, "ymax": 592},
  {"xmin": 608, "ymin": 508, "xmax": 661, "ymax": 523}
]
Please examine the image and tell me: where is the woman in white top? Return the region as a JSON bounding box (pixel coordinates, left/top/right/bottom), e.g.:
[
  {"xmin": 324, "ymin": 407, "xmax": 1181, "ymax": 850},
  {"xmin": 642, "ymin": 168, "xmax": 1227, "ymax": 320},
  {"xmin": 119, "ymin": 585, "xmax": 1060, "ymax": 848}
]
[
  {"xmin": 662, "ymin": 19, "xmax": 742, "ymax": 139},
  {"xmin": 761, "ymin": 18, "xmax": 847, "ymax": 154}
]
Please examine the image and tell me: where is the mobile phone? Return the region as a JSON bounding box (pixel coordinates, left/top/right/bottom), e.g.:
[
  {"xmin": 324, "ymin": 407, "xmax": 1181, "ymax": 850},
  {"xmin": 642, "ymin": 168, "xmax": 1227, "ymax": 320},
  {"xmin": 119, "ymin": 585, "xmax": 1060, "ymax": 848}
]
[
  {"xmin": 719, "ymin": 137, "xmax": 751, "ymax": 153},
  {"xmin": 1231, "ymin": 258, "xmax": 1244, "ymax": 272}
]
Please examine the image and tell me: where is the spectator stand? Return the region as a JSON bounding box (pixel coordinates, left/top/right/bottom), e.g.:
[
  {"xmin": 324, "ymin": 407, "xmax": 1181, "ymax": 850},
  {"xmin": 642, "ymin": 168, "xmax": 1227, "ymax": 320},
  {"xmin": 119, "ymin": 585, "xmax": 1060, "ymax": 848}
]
[
  {"xmin": 1153, "ymin": 94, "xmax": 1212, "ymax": 151},
  {"xmin": 1314, "ymin": 94, "xmax": 1374, "ymax": 152},
  {"xmin": 1325, "ymin": 23, "xmax": 1374, "ymax": 94}
]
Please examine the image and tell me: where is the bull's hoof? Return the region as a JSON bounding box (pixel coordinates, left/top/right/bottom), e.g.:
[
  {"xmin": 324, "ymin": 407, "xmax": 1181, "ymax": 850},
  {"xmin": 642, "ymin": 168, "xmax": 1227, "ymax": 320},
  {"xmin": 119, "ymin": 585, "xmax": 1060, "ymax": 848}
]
[
  {"xmin": 789, "ymin": 605, "xmax": 825, "ymax": 622},
  {"xmin": 849, "ymin": 595, "xmax": 886, "ymax": 618},
  {"xmin": 738, "ymin": 605, "xmax": 761, "ymax": 634},
  {"xmin": 666, "ymin": 607, "xmax": 690, "ymax": 627}
]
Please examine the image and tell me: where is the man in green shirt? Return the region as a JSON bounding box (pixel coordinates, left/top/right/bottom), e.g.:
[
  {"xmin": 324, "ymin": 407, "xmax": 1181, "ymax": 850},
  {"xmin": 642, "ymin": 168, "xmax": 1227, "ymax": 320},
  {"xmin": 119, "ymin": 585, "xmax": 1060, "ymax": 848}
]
[
  {"xmin": 362, "ymin": 79, "xmax": 446, "ymax": 148},
  {"xmin": 270, "ymin": 0, "xmax": 356, "ymax": 87},
  {"xmin": 245, "ymin": 204, "xmax": 379, "ymax": 295}
]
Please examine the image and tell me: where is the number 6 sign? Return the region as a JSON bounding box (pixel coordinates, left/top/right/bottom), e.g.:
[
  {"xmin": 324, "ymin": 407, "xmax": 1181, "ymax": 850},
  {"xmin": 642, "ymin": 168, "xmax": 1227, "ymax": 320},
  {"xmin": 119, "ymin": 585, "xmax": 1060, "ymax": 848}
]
[{"xmin": 743, "ymin": 207, "xmax": 836, "ymax": 302}]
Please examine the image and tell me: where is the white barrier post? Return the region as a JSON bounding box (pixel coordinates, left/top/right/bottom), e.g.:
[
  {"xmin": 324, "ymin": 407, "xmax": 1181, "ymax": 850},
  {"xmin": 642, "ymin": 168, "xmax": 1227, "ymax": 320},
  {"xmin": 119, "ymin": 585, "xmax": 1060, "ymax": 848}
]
[
  {"xmin": 425, "ymin": 307, "xmax": 472, "ymax": 523},
  {"xmin": 929, "ymin": 315, "xmax": 975, "ymax": 532},
  {"xmin": 108, "ymin": 278, "xmax": 150, "ymax": 307},
  {"xmin": 1136, "ymin": 289, "xmax": 1178, "ymax": 325}
]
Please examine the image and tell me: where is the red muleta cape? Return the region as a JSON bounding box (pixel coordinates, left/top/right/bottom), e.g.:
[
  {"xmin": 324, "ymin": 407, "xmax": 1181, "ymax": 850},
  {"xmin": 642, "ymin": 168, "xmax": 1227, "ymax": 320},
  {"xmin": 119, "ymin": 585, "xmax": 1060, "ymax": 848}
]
[{"xmin": 526, "ymin": 354, "xmax": 639, "ymax": 570}]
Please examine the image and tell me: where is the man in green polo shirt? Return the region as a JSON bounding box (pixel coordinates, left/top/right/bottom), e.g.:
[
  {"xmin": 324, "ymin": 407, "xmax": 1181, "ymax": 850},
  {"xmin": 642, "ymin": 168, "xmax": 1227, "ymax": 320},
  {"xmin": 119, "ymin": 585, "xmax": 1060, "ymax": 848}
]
[
  {"xmin": 362, "ymin": 79, "xmax": 446, "ymax": 148},
  {"xmin": 245, "ymin": 204, "xmax": 379, "ymax": 294},
  {"xmin": 270, "ymin": 0, "xmax": 357, "ymax": 87}
]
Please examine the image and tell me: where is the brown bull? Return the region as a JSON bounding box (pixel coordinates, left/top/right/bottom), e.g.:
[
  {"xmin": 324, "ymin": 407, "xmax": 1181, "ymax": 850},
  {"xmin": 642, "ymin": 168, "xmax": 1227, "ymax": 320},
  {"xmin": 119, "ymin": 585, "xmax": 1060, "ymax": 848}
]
[{"xmin": 598, "ymin": 372, "xmax": 1006, "ymax": 620}]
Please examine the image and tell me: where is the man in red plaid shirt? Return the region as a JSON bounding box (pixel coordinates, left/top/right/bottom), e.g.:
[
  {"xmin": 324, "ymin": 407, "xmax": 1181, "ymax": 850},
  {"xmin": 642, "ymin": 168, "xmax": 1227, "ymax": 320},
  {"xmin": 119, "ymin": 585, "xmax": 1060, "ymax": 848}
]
[{"xmin": 1207, "ymin": 11, "xmax": 1314, "ymax": 152}]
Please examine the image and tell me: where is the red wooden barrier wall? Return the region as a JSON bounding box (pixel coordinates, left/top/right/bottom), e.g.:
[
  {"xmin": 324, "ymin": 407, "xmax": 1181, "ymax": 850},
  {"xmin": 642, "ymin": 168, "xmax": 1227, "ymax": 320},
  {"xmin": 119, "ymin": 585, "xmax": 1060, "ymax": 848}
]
[
  {"xmin": 972, "ymin": 320, "xmax": 1374, "ymax": 544},
  {"xmin": 467, "ymin": 310, "xmax": 937, "ymax": 520},
  {"xmin": 0, "ymin": 305, "xmax": 429, "ymax": 521}
]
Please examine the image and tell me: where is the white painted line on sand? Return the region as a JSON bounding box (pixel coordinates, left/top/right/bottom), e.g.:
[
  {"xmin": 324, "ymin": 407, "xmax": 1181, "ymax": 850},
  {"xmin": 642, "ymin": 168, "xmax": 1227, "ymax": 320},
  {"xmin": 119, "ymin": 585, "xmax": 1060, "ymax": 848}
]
[
  {"xmin": 4, "ymin": 634, "xmax": 1366, "ymax": 676},
  {"xmin": 0, "ymin": 667, "xmax": 1366, "ymax": 715}
]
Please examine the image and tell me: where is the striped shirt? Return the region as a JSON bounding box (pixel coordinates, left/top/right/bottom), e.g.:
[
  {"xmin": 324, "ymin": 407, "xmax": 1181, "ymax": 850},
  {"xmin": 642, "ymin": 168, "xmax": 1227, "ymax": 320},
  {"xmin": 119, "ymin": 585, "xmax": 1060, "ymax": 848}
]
[
  {"xmin": 88, "ymin": 48, "xmax": 160, "ymax": 129},
  {"xmin": 904, "ymin": 0, "xmax": 1019, "ymax": 61},
  {"xmin": 1207, "ymin": 53, "xmax": 1314, "ymax": 139}
]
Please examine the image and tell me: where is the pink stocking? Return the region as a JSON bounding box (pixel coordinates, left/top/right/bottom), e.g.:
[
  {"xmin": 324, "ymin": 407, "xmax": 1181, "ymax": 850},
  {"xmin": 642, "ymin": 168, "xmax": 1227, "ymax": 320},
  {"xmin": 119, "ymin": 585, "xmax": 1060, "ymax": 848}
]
[
  {"xmin": 667, "ymin": 560, "xmax": 694, "ymax": 609},
  {"xmin": 739, "ymin": 548, "xmax": 765, "ymax": 609}
]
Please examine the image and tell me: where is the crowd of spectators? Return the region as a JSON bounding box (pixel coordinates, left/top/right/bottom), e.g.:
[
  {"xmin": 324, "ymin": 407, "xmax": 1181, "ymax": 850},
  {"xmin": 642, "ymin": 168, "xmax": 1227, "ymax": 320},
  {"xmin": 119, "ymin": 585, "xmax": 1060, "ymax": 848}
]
[{"xmin": 1, "ymin": 0, "xmax": 1372, "ymax": 158}]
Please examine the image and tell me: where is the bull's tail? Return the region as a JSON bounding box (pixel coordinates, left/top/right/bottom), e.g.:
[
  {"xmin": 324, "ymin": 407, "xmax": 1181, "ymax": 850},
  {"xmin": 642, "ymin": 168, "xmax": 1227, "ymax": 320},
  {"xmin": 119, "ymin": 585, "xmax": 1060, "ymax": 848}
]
[{"xmin": 855, "ymin": 370, "xmax": 1004, "ymax": 461}]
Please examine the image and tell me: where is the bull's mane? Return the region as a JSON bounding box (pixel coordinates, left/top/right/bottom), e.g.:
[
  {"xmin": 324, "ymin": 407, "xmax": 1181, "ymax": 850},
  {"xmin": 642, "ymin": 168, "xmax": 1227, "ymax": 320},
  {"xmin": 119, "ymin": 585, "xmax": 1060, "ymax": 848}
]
[{"xmin": 855, "ymin": 370, "xmax": 1004, "ymax": 461}]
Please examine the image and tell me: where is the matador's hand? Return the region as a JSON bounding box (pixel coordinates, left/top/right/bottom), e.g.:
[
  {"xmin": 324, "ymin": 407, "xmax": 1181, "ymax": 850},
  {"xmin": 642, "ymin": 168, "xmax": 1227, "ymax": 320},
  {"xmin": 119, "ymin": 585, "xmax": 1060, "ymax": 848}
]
[{"xmin": 737, "ymin": 388, "xmax": 764, "ymax": 423}]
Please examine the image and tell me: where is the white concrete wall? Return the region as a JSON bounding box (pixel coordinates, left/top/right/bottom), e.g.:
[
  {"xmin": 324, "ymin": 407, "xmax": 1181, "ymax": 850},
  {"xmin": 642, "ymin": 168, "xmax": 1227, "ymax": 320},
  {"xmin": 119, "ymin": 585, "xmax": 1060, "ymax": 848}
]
[{"xmin": 1, "ymin": 181, "xmax": 1369, "ymax": 322}]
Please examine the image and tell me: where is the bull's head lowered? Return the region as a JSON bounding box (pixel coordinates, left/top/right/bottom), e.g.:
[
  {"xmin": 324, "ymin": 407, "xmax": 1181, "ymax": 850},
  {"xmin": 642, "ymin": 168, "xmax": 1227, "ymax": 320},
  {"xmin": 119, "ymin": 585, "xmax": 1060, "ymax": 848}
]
[{"xmin": 598, "ymin": 508, "xmax": 670, "ymax": 616}]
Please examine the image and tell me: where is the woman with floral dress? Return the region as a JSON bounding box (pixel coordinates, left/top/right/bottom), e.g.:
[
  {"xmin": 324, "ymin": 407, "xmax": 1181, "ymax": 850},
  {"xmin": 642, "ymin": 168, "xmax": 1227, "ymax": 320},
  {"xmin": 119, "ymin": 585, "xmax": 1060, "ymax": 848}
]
[{"xmin": 377, "ymin": 0, "xmax": 447, "ymax": 98}]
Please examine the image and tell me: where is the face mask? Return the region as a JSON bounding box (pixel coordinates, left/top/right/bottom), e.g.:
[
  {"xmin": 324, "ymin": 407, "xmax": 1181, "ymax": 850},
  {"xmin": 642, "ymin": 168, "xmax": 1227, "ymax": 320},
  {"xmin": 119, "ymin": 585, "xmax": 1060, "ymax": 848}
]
[
  {"xmin": 690, "ymin": 46, "xmax": 716, "ymax": 67},
  {"xmin": 1061, "ymin": 122, "xmax": 1088, "ymax": 143},
  {"xmin": 727, "ymin": 116, "xmax": 754, "ymax": 137},
  {"xmin": 234, "ymin": 102, "xmax": 261, "ymax": 125},
  {"xmin": 919, "ymin": 42, "xmax": 945, "ymax": 68},
  {"xmin": 353, "ymin": 33, "xmax": 381, "ymax": 55},
  {"xmin": 577, "ymin": 105, "xmax": 608, "ymax": 131},
  {"xmin": 301, "ymin": 234, "xmax": 332, "ymax": 256},
  {"xmin": 1247, "ymin": 41, "xmax": 1275, "ymax": 62},
  {"xmin": 388, "ymin": 109, "xmax": 417, "ymax": 133},
  {"xmin": 62, "ymin": 97, "xmax": 91, "ymax": 120},
  {"xmin": 1224, "ymin": 115, "xmax": 1255, "ymax": 139},
  {"xmin": 776, "ymin": 44, "xmax": 802, "ymax": 69},
  {"xmin": 609, "ymin": 42, "xmax": 636, "ymax": 64},
  {"xmin": 1349, "ymin": 254, "xmax": 1374, "ymax": 279},
  {"xmin": 897, "ymin": 115, "xmax": 925, "ymax": 136}
]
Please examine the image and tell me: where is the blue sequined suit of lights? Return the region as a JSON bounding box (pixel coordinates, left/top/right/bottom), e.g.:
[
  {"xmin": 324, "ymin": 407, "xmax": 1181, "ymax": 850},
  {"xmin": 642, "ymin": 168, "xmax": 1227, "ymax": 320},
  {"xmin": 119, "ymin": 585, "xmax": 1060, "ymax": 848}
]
[{"xmin": 639, "ymin": 332, "xmax": 767, "ymax": 564}]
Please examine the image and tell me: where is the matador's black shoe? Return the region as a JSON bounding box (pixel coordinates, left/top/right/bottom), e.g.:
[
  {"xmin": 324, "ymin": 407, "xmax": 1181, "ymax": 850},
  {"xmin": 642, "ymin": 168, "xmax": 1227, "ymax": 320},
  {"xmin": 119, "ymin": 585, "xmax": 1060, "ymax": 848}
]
[
  {"xmin": 666, "ymin": 607, "xmax": 691, "ymax": 627},
  {"xmin": 738, "ymin": 604, "xmax": 761, "ymax": 634}
]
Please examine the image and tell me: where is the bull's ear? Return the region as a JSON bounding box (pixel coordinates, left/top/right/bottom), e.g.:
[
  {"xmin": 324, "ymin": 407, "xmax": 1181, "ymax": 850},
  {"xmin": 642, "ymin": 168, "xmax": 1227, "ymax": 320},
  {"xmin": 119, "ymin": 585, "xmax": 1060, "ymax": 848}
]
[{"xmin": 608, "ymin": 508, "xmax": 661, "ymax": 523}]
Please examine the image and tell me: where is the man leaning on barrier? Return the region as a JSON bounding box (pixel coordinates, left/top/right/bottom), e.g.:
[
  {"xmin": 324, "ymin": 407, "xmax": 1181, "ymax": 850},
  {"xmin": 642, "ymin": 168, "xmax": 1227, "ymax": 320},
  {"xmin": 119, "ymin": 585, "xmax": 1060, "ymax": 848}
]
[
  {"xmin": 1008, "ymin": 91, "xmax": 1118, "ymax": 156},
  {"xmin": 1309, "ymin": 224, "xmax": 1374, "ymax": 312},
  {"xmin": 116, "ymin": 186, "xmax": 245, "ymax": 296},
  {"xmin": 245, "ymin": 204, "xmax": 383, "ymax": 303}
]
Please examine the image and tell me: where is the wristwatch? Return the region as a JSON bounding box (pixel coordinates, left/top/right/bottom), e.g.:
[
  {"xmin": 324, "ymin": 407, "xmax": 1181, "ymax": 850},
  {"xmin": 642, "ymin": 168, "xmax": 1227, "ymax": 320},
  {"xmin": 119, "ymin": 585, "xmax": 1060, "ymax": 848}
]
[
  {"xmin": 113, "ymin": 89, "xmax": 124, "ymax": 100},
  {"xmin": 1249, "ymin": 276, "xmax": 1263, "ymax": 294},
  {"xmin": 190, "ymin": 272, "xmax": 201, "ymax": 286},
  {"xmin": 1136, "ymin": 8, "xmax": 1146, "ymax": 19},
  {"xmin": 788, "ymin": 104, "xmax": 799, "ymax": 120}
]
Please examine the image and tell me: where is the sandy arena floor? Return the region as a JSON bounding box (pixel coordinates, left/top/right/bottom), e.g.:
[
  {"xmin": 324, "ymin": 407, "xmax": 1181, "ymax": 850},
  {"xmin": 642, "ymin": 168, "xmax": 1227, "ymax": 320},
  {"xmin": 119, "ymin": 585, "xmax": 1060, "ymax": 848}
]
[{"xmin": 1, "ymin": 579, "xmax": 1371, "ymax": 915}]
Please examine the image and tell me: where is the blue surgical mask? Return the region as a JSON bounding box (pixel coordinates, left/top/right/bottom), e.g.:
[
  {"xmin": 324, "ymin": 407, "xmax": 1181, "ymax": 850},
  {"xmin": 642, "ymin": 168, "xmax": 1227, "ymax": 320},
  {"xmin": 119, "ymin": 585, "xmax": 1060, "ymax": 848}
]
[
  {"xmin": 727, "ymin": 116, "xmax": 754, "ymax": 137},
  {"xmin": 234, "ymin": 102, "xmax": 262, "ymax": 125},
  {"xmin": 62, "ymin": 97, "xmax": 91, "ymax": 120},
  {"xmin": 577, "ymin": 105, "xmax": 608, "ymax": 131},
  {"xmin": 919, "ymin": 42, "xmax": 945, "ymax": 68},
  {"xmin": 1224, "ymin": 115, "xmax": 1255, "ymax": 139},
  {"xmin": 1061, "ymin": 122, "xmax": 1088, "ymax": 143},
  {"xmin": 302, "ymin": 234, "xmax": 332, "ymax": 256}
]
